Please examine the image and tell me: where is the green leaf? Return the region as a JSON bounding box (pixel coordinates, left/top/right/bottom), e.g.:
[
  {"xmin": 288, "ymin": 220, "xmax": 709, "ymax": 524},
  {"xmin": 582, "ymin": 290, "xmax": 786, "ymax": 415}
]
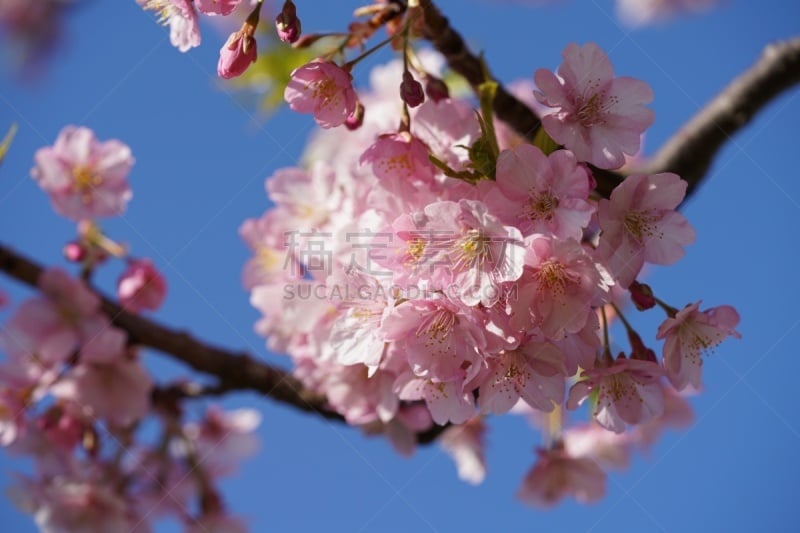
[{"xmin": 0, "ymin": 123, "xmax": 18, "ymax": 167}]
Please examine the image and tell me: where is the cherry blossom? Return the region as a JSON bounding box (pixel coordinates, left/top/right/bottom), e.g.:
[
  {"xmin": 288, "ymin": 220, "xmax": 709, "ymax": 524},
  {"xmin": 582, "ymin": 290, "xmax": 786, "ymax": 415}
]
[
  {"xmin": 118, "ymin": 259, "xmax": 167, "ymax": 313},
  {"xmin": 510, "ymin": 235, "xmax": 611, "ymax": 339},
  {"xmin": 51, "ymin": 358, "xmax": 153, "ymax": 427},
  {"xmin": 359, "ymin": 131, "xmax": 436, "ymax": 185},
  {"xmin": 138, "ymin": 0, "xmax": 201, "ymax": 52},
  {"xmin": 534, "ymin": 42, "xmax": 654, "ymax": 169},
  {"xmin": 196, "ymin": 0, "xmax": 242, "ymax": 16},
  {"xmin": 284, "ymin": 60, "xmax": 359, "ymax": 128},
  {"xmin": 439, "ymin": 418, "xmax": 487, "ymax": 485},
  {"xmin": 656, "ymin": 301, "xmax": 741, "ymax": 390},
  {"xmin": 517, "ymin": 447, "xmax": 606, "ymax": 507},
  {"xmin": 477, "ymin": 341, "xmax": 566, "ymax": 414},
  {"xmin": 597, "ymin": 172, "xmax": 695, "ymax": 288},
  {"xmin": 181, "ymin": 407, "xmax": 261, "ymax": 476},
  {"xmin": 394, "ymin": 372, "xmax": 475, "ymax": 425},
  {"xmin": 483, "ymin": 144, "xmax": 594, "ymax": 239},
  {"xmin": 31, "ymin": 126, "xmax": 134, "ymax": 221},
  {"xmin": 381, "ymin": 295, "xmax": 487, "ymax": 383},
  {"xmin": 568, "ymin": 357, "xmax": 664, "ymax": 433},
  {"xmin": 616, "ymin": 0, "xmax": 720, "ymax": 27}
]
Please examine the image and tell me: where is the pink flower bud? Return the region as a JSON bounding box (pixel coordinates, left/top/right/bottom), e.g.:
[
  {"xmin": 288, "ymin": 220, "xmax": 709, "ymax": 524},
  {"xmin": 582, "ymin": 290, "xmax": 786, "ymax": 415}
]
[
  {"xmin": 344, "ymin": 101, "xmax": 365, "ymax": 130},
  {"xmin": 400, "ymin": 71, "xmax": 424, "ymax": 107},
  {"xmin": 118, "ymin": 259, "xmax": 166, "ymax": 313},
  {"xmin": 630, "ymin": 281, "xmax": 656, "ymax": 310},
  {"xmin": 217, "ymin": 29, "xmax": 257, "ymax": 80},
  {"xmin": 275, "ymin": 0, "xmax": 301, "ymax": 43},
  {"xmin": 63, "ymin": 241, "xmax": 87, "ymax": 262}
]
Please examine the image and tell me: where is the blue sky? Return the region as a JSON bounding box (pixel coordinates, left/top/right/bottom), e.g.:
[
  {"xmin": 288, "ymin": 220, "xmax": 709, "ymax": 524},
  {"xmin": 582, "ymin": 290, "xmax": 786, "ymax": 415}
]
[{"xmin": 1, "ymin": 1, "xmax": 799, "ymax": 531}]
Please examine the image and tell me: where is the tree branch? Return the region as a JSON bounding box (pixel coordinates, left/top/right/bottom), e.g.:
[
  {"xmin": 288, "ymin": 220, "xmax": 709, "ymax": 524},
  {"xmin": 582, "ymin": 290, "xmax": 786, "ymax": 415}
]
[
  {"xmin": 642, "ymin": 37, "xmax": 800, "ymax": 197},
  {"xmin": 0, "ymin": 242, "xmax": 447, "ymax": 444},
  {"xmin": 418, "ymin": 0, "xmax": 800, "ymax": 199},
  {"xmin": 417, "ymin": 0, "xmax": 542, "ymax": 139}
]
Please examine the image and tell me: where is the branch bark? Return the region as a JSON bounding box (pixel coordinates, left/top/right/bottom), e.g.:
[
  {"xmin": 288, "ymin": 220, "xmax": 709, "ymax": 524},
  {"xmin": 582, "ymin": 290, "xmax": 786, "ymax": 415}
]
[
  {"xmin": 418, "ymin": 0, "xmax": 800, "ymax": 198},
  {"xmin": 0, "ymin": 242, "xmax": 446, "ymax": 444}
]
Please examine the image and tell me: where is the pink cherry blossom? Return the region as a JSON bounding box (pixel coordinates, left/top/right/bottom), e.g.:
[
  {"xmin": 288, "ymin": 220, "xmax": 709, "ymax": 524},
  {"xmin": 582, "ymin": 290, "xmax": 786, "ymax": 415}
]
[
  {"xmin": 616, "ymin": 0, "xmax": 719, "ymax": 27},
  {"xmin": 568, "ymin": 356, "xmax": 664, "ymax": 433},
  {"xmin": 383, "ymin": 200, "xmax": 525, "ymax": 307},
  {"xmin": 534, "ymin": 42, "xmax": 654, "ymax": 169},
  {"xmin": 597, "ymin": 173, "xmax": 695, "ymax": 288},
  {"xmin": 31, "ymin": 126, "xmax": 134, "ymax": 221},
  {"xmin": 217, "ymin": 28, "xmax": 257, "ymax": 79},
  {"xmin": 381, "ymin": 294, "xmax": 491, "ymax": 383},
  {"xmin": 327, "ymin": 273, "xmax": 390, "ymax": 371},
  {"xmin": 195, "ymin": 0, "xmax": 241, "ymax": 16},
  {"xmin": 0, "ymin": 388, "xmax": 26, "ymax": 446},
  {"xmin": 51, "ymin": 358, "xmax": 153, "ymax": 426},
  {"xmin": 439, "ymin": 418, "xmax": 487, "ymax": 485},
  {"xmin": 117, "ymin": 259, "xmax": 167, "ymax": 313},
  {"xmin": 359, "ymin": 131, "xmax": 436, "ymax": 185},
  {"xmin": 510, "ymin": 235, "xmax": 611, "ymax": 339},
  {"xmin": 324, "ymin": 364, "xmax": 398, "ymax": 425},
  {"xmin": 478, "ymin": 341, "xmax": 566, "ymax": 414},
  {"xmin": 517, "ymin": 447, "xmax": 606, "ymax": 507},
  {"xmin": 563, "ymin": 423, "xmax": 633, "ymax": 470},
  {"xmin": 636, "ymin": 381, "xmax": 695, "ymax": 446},
  {"xmin": 5, "ymin": 268, "xmax": 108, "ymax": 366},
  {"xmin": 9, "ymin": 477, "xmax": 135, "ymax": 533},
  {"xmin": 138, "ymin": 0, "xmax": 201, "ymax": 52},
  {"xmin": 182, "ymin": 407, "xmax": 261, "ymax": 476},
  {"xmin": 284, "ymin": 60, "xmax": 359, "ymax": 128},
  {"xmin": 394, "ymin": 372, "xmax": 475, "ymax": 425},
  {"xmin": 483, "ymin": 144, "xmax": 594, "ymax": 239},
  {"xmin": 656, "ymin": 301, "xmax": 741, "ymax": 390}
]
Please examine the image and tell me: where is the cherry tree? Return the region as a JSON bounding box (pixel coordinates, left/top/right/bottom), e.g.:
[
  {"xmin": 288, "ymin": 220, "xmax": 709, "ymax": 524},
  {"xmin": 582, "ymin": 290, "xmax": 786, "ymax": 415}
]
[{"xmin": 0, "ymin": 0, "xmax": 797, "ymax": 531}]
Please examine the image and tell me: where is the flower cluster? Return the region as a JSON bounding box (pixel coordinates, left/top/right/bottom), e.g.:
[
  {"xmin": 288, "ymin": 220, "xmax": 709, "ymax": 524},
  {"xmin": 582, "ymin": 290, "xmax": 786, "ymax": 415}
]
[
  {"xmin": 239, "ymin": 42, "xmax": 739, "ymax": 504},
  {"xmin": 0, "ymin": 125, "xmax": 260, "ymax": 530},
  {"xmin": 0, "ymin": 260, "xmax": 256, "ymax": 533}
]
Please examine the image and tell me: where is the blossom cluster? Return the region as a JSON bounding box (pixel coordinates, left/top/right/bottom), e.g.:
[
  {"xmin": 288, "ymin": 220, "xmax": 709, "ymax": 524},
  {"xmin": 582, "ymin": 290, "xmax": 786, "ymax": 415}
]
[
  {"xmin": 239, "ymin": 41, "xmax": 740, "ymax": 505},
  {"xmin": 0, "ymin": 127, "xmax": 260, "ymax": 531}
]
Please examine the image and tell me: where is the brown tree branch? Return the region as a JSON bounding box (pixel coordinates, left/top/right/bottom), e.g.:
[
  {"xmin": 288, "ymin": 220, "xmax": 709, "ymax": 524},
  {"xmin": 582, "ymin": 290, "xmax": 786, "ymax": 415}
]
[
  {"xmin": 641, "ymin": 37, "xmax": 800, "ymax": 197},
  {"xmin": 0, "ymin": 242, "xmax": 446, "ymax": 444},
  {"xmin": 417, "ymin": 0, "xmax": 542, "ymax": 139},
  {"xmin": 418, "ymin": 0, "xmax": 800, "ymax": 199}
]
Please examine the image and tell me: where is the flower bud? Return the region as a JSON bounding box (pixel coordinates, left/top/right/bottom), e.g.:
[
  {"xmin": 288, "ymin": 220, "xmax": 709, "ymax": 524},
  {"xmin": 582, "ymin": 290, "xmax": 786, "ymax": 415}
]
[
  {"xmin": 63, "ymin": 241, "xmax": 87, "ymax": 262},
  {"xmin": 217, "ymin": 27, "xmax": 257, "ymax": 80},
  {"xmin": 400, "ymin": 71, "xmax": 424, "ymax": 107},
  {"xmin": 345, "ymin": 101, "xmax": 365, "ymax": 130},
  {"xmin": 425, "ymin": 75, "xmax": 449, "ymax": 102},
  {"xmin": 630, "ymin": 280, "xmax": 656, "ymax": 310},
  {"xmin": 275, "ymin": 0, "xmax": 301, "ymax": 43}
]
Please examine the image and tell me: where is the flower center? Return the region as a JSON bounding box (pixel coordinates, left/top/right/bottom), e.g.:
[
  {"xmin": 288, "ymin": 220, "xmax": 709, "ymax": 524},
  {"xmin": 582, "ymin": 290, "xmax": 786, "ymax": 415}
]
[
  {"xmin": 537, "ymin": 260, "xmax": 568, "ymax": 293},
  {"xmin": 72, "ymin": 165, "xmax": 100, "ymax": 204},
  {"xmin": 405, "ymin": 237, "xmax": 426, "ymax": 264},
  {"xmin": 455, "ymin": 229, "xmax": 489, "ymax": 269},
  {"xmin": 576, "ymin": 89, "xmax": 619, "ymax": 127},
  {"xmin": 527, "ymin": 190, "xmax": 559, "ymax": 221},
  {"xmin": 623, "ymin": 211, "xmax": 663, "ymax": 242}
]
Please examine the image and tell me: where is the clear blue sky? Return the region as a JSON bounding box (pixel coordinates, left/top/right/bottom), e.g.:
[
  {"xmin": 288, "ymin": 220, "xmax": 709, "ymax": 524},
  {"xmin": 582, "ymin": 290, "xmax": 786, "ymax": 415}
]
[{"xmin": 1, "ymin": 1, "xmax": 799, "ymax": 531}]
